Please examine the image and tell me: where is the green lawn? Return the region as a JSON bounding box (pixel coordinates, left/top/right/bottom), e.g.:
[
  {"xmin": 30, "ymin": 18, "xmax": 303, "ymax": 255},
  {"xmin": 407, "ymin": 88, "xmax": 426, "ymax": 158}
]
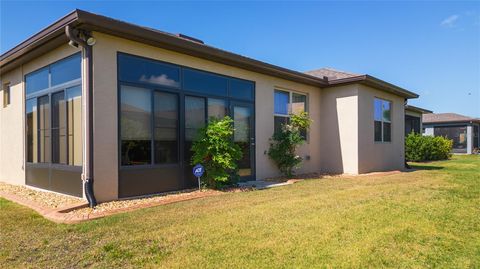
[{"xmin": 1, "ymin": 156, "xmax": 479, "ymax": 268}]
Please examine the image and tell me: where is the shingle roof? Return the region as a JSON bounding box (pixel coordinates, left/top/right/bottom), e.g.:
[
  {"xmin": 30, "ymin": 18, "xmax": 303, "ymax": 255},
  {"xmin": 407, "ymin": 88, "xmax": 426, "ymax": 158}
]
[
  {"xmin": 305, "ymin": 68, "xmax": 362, "ymax": 80},
  {"xmin": 423, "ymin": 113, "xmax": 480, "ymax": 124},
  {"xmin": 305, "ymin": 67, "xmax": 418, "ymax": 99}
]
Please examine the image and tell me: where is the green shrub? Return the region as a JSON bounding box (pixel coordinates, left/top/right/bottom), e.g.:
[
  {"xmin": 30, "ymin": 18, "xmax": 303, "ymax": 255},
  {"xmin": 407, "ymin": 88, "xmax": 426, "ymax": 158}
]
[
  {"xmin": 268, "ymin": 112, "xmax": 312, "ymax": 177},
  {"xmin": 405, "ymin": 132, "xmax": 453, "ymax": 162},
  {"xmin": 191, "ymin": 116, "xmax": 242, "ymax": 189}
]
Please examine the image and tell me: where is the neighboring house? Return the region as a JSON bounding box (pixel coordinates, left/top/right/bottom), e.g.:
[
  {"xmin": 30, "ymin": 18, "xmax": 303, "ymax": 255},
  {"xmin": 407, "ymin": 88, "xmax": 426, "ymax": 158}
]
[
  {"xmin": 423, "ymin": 113, "xmax": 480, "ymax": 154},
  {"xmin": 405, "ymin": 105, "xmax": 432, "ymax": 135},
  {"xmin": 0, "ymin": 10, "xmax": 420, "ymax": 202}
]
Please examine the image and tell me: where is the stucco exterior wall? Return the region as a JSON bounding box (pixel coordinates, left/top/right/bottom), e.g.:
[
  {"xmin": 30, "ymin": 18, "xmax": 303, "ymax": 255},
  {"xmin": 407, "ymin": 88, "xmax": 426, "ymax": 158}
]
[
  {"xmin": 0, "ymin": 67, "xmax": 25, "ymax": 185},
  {"xmin": 91, "ymin": 32, "xmax": 323, "ymax": 201},
  {"xmin": 319, "ymin": 84, "xmax": 359, "ymax": 174},
  {"xmin": 357, "ymin": 85, "xmax": 405, "ymax": 173},
  {"xmin": 0, "ymin": 44, "xmax": 81, "ymax": 186}
]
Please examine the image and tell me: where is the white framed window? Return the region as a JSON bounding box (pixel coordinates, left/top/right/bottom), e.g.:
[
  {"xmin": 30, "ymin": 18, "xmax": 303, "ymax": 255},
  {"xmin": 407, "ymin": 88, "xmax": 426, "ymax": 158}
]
[
  {"xmin": 374, "ymin": 98, "xmax": 392, "ymax": 142},
  {"xmin": 273, "ymin": 89, "xmax": 307, "ymax": 138}
]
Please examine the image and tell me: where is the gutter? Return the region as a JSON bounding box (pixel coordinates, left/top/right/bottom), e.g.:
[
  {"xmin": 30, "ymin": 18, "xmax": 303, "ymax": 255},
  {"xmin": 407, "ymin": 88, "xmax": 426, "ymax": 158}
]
[{"xmin": 65, "ymin": 25, "xmax": 97, "ymax": 208}]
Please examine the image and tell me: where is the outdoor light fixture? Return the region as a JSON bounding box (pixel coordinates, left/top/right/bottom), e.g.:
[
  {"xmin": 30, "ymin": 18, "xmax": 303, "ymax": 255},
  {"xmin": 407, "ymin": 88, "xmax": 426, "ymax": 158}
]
[{"xmin": 86, "ymin": 37, "xmax": 96, "ymax": 46}]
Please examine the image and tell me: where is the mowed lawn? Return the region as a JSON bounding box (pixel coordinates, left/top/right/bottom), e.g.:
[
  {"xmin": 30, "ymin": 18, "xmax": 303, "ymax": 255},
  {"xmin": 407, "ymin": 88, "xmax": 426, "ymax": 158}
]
[{"xmin": 1, "ymin": 156, "xmax": 479, "ymax": 268}]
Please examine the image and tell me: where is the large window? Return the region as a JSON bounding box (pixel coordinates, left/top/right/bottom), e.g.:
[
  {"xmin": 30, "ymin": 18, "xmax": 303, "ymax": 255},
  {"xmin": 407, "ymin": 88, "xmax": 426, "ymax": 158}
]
[
  {"xmin": 118, "ymin": 53, "xmax": 181, "ymax": 88},
  {"xmin": 273, "ymin": 90, "xmax": 307, "ymax": 137},
  {"xmin": 118, "ymin": 53, "xmax": 255, "ymax": 168},
  {"xmin": 120, "ymin": 85, "xmax": 152, "ymax": 165},
  {"xmin": 25, "ymin": 53, "xmax": 82, "ymax": 166},
  {"xmin": 374, "ymin": 98, "xmax": 392, "ymax": 142},
  {"xmin": 154, "ymin": 91, "xmax": 178, "ymax": 164}
]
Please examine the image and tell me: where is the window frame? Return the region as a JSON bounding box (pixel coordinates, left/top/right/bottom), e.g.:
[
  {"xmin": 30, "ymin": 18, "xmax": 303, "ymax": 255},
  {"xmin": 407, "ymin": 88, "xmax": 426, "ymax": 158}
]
[
  {"xmin": 273, "ymin": 88, "xmax": 308, "ymax": 140},
  {"xmin": 117, "ymin": 52, "xmax": 256, "ymax": 169},
  {"xmin": 3, "ymin": 83, "xmax": 10, "ymax": 108},
  {"xmin": 374, "ymin": 97, "xmax": 392, "ymax": 143},
  {"xmin": 24, "ymin": 53, "xmax": 82, "ymax": 168}
]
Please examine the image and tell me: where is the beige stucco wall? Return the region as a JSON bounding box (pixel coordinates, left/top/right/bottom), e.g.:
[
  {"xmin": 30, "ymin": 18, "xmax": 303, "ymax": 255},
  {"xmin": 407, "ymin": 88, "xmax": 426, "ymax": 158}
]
[
  {"xmin": 357, "ymin": 85, "xmax": 405, "ymax": 173},
  {"xmin": 0, "ymin": 67, "xmax": 25, "ymax": 185},
  {"xmin": 319, "ymin": 84, "xmax": 359, "ymax": 174},
  {"xmin": 91, "ymin": 32, "xmax": 323, "ymax": 201},
  {"xmin": 0, "ymin": 44, "xmax": 81, "ymax": 186}
]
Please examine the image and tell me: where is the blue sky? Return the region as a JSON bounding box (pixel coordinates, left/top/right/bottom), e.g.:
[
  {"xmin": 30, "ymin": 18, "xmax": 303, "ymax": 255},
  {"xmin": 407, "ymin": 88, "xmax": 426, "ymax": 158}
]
[{"xmin": 1, "ymin": 1, "xmax": 479, "ymax": 117}]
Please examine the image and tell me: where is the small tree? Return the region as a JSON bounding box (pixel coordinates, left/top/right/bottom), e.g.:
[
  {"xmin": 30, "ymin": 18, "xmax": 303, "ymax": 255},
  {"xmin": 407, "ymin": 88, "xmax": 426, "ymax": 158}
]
[
  {"xmin": 268, "ymin": 112, "xmax": 311, "ymax": 177},
  {"xmin": 191, "ymin": 116, "xmax": 243, "ymax": 188}
]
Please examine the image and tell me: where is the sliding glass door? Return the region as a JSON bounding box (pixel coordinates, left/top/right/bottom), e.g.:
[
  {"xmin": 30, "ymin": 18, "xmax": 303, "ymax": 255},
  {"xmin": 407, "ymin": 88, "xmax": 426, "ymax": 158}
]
[{"xmin": 231, "ymin": 102, "xmax": 255, "ymax": 180}]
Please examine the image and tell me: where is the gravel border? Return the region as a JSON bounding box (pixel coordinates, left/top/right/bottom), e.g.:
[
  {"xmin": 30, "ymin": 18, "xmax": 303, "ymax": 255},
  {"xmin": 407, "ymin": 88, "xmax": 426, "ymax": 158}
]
[{"xmin": 0, "ymin": 182, "xmax": 83, "ymax": 209}]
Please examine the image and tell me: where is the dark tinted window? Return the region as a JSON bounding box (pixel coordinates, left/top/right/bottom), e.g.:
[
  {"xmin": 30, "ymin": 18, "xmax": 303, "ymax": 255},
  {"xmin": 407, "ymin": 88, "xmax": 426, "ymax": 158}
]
[
  {"xmin": 154, "ymin": 91, "xmax": 178, "ymax": 164},
  {"xmin": 230, "ymin": 79, "xmax": 254, "ymax": 100},
  {"xmin": 120, "ymin": 85, "xmax": 152, "ymax": 165},
  {"xmin": 383, "ymin": 122, "xmax": 391, "ymax": 142},
  {"xmin": 26, "ymin": 98, "xmax": 37, "ymax": 163},
  {"xmin": 374, "ymin": 121, "xmax": 382, "ymax": 142},
  {"xmin": 118, "ymin": 54, "xmax": 180, "ymax": 88},
  {"xmin": 38, "ymin": 95, "xmax": 51, "ymax": 163},
  {"xmin": 26, "ymin": 68, "xmax": 49, "ymax": 95},
  {"xmin": 51, "ymin": 91, "xmax": 67, "ymax": 164},
  {"xmin": 274, "ymin": 116, "xmax": 289, "ymax": 134},
  {"xmin": 208, "ymin": 98, "xmax": 227, "ymax": 120},
  {"xmin": 183, "ymin": 69, "xmax": 228, "ymax": 96},
  {"xmin": 50, "ymin": 54, "xmax": 81, "ymax": 86},
  {"xmin": 185, "ymin": 96, "xmax": 206, "ymax": 141}
]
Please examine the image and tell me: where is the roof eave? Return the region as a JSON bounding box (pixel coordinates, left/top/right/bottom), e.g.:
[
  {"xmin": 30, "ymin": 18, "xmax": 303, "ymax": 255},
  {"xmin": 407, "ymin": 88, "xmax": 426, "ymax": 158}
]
[
  {"xmin": 0, "ymin": 10, "xmax": 80, "ymax": 74},
  {"xmin": 1, "ymin": 9, "xmax": 328, "ymax": 87},
  {"xmin": 405, "ymin": 105, "xmax": 433, "ymax": 114},
  {"xmin": 325, "ymin": 75, "xmax": 418, "ymax": 99}
]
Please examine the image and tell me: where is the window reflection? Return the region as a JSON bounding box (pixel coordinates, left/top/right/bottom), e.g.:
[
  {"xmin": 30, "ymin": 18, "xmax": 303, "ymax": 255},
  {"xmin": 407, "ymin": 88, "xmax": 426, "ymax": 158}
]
[
  {"xmin": 26, "ymin": 68, "xmax": 49, "ymax": 95},
  {"xmin": 51, "ymin": 54, "xmax": 81, "ymax": 86},
  {"xmin": 230, "ymin": 79, "xmax": 254, "ymax": 100},
  {"xmin": 66, "ymin": 86, "xmax": 82, "ymax": 166},
  {"xmin": 154, "ymin": 92, "xmax": 178, "ymax": 164},
  {"xmin": 38, "ymin": 95, "xmax": 51, "ymax": 163},
  {"xmin": 121, "ymin": 85, "xmax": 152, "ymax": 165},
  {"xmin": 207, "ymin": 98, "xmax": 227, "ymax": 120},
  {"xmin": 51, "ymin": 91, "xmax": 67, "ymax": 164},
  {"xmin": 118, "ymin": 54, "xmax": 180, "ymax": 88},
  {"xmin": 26, "ymin": 99, "xmax": 38, "ymax": 163},
  {"xmin": 183, "ymin": 69, "xmax": 228, "ymax": 96}
]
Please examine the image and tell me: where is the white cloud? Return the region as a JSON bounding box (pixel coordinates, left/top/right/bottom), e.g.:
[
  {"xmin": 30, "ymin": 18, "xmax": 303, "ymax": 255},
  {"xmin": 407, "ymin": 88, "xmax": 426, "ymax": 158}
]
[
  {"xmin": 140, "ymin": 74, "xmax": 180, "ymax": 87},
  {"xmin": 441, "ymin": 14, "xmax": 459, "ymax": 28}
]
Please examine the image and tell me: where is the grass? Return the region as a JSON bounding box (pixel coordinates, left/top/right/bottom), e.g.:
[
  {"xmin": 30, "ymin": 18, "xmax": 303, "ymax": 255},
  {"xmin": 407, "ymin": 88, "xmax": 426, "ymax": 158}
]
[{"xmin": 1, "ymin": 155, "xmax": 479, "ymax": 268}]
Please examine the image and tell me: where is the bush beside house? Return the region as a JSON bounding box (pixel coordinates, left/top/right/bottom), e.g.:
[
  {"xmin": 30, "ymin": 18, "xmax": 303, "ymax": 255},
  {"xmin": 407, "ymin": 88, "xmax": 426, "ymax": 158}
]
[
  {"xmin": 268, "ymin": 112, "xmax": 312, "ymax": 177},
  {"xmin": 191, "ymin": 116, "xmax": 242, "ymax": 189},
  {"xmin": 405, "ymin": 132, "xmax": 453, "ymax": 162}
]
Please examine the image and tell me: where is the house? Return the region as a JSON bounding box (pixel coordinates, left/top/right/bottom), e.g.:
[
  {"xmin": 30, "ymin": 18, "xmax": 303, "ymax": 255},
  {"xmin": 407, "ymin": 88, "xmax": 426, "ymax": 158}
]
[
  {"xmin": 0, "ymin": 10, "xmax": 420, "ymax": 203},
  {"xmin": 405, "ymin": 105, "xmax": 432, "ymax": 135},
  {"xmin": 423, "ymin": 113, "xmax": 480, "ymax": 154}
]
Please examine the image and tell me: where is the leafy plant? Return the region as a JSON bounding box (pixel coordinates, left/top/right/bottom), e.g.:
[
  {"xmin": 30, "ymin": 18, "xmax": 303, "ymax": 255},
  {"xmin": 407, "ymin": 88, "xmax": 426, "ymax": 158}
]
[
  {"xmin": 191, "ymin": 116, "xmax": 242, "ymax": 189},
  {"xmin": 405, "ymin": 132, "xmax": 453, "ymax": 162},
  {"xmin": 268, "ymin": 112, "xmax": 312, "ymax": 177}
]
